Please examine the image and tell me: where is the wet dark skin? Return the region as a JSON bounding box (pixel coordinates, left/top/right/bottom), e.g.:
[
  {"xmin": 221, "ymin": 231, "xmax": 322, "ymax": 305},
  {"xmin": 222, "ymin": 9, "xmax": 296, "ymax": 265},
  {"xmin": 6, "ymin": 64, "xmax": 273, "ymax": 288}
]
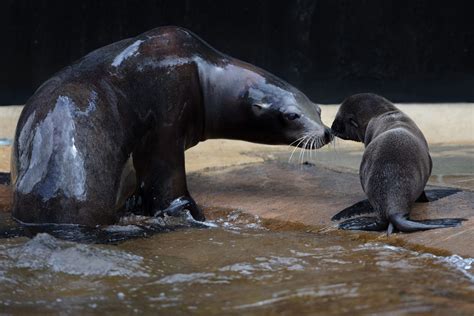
[
  {"xmin": 331, "ymin": 93, "xmax": 465, "ymax": 234},
  {"xmin": 11, "ymin": 26, "xmax": 331, "ymax": 226}
]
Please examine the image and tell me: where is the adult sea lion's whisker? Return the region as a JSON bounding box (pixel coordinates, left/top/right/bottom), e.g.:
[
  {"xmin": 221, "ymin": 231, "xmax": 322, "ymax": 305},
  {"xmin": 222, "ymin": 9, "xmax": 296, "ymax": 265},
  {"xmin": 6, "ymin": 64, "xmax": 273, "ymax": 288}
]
[{"xmin": 289, "ymin": 135, "xmax": 309, "ymax": 163}]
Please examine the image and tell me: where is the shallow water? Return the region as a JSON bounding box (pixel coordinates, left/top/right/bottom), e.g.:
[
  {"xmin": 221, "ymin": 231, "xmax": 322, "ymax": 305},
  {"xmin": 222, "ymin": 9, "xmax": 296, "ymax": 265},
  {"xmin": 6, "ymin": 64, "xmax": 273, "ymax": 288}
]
[{"xmin": 0, "ymin": 211, "xmax": 473, "ymax": 315}]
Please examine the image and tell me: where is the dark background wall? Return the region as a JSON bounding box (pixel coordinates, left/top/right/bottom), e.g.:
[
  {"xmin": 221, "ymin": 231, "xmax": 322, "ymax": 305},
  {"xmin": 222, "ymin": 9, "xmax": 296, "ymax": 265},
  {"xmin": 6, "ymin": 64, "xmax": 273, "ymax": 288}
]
[{"xmin": 1, "ymin": 0, "xmax": 473, "ymax": 104}]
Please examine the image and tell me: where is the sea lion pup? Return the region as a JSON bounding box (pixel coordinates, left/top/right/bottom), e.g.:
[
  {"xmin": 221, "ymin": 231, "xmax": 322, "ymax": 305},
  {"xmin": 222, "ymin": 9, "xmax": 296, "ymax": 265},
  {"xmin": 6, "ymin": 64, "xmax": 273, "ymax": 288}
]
[
  {"xmin": 11, "ymin": 26, "xmax": 332, "ymax": 226},
  {"xmin": 331, "ymin": 93, "xmax": 465, "ymax": 234}
]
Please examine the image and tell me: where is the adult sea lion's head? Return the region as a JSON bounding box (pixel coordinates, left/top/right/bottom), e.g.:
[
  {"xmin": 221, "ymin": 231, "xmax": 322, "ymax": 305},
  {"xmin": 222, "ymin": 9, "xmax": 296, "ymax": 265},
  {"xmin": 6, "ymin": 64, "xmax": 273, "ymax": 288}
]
[{"xmin": 200, "ymin": 58, "xmax": 333, "ymax": 149}]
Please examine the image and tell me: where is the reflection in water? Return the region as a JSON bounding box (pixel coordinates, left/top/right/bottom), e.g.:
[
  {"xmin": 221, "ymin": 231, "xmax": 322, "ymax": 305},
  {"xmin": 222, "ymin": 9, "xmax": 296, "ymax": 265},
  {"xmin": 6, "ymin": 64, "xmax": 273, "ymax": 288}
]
[{"xmin": 0, "ymin": 211, "xmax": 473, "ymax": 315}]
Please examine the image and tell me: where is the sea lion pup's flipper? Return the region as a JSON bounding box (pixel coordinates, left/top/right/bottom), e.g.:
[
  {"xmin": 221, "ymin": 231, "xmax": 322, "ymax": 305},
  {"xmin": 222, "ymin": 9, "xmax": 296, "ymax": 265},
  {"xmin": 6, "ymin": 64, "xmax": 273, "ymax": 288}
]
[
  {"xmin": 415, "ymin": 191, "xmax": 430, "ymax": 203},
  {"xmin": 331, "ymin": 200, "xmax": 375, "ymax": 221},
  {"xmin": 338, "ymin": 214, "xmax": 466, "ymax": 233},
  {"xmin": 425, "ymin": 189, "xmax": 462, "ymax": 202},
  {"xmin": 389, "ymin": 214, "xmax": 466, "ymax": 233},
  {"xmin": 338, "ymin": 216, "xmax": 388, "ymax": 231},
  {"xmin": 333, "ymin": 189, "xmax": 463, "ymax": 221},
  {"xmin": 415, "ymin": 189, "xmax": 462, "ymax": 203}
]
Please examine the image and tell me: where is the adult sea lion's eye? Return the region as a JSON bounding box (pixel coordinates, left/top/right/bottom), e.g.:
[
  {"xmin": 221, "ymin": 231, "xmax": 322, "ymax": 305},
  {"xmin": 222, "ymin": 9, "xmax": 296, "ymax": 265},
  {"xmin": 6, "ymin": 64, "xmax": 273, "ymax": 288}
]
[{"xmin": 284, "ymin": 113, "xmax": 300, "ymax": 121}]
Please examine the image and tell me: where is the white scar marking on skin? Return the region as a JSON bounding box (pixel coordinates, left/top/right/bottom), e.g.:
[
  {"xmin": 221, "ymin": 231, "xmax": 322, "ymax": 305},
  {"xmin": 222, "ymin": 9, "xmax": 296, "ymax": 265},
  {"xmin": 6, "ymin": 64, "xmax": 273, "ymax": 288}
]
[
  {"xmin": 17, "ymin": 96, "xmax": 86, "ymax": 200},
  {"xmin": 112, "ymin": 40, "xmax": 144, "ymax": 67},
  {"xmin": 76, "ymin": 90, "xmax": 98, "ymax": 117},
  {"xmin": 18, "ymin": 111, "xmax": 36, "ymax": 166},
  {"xmin": 158, "ymin": 56, "xmax": 190, "ymax": 68},
  {"xmin": 137, "ymin": 56, "xmax": 192, "ymax": 72}
]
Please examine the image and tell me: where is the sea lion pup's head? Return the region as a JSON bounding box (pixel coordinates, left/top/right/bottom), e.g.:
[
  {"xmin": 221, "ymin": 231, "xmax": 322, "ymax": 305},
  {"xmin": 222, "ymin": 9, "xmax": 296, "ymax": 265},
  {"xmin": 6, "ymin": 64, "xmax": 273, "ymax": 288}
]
[
  {"xmin": 331, "ymin": 93, "xmax": 397, "ymax": 142},
  {"xmin": 201, "ymin": 58, "xmax": 333, "ymax": 149}
]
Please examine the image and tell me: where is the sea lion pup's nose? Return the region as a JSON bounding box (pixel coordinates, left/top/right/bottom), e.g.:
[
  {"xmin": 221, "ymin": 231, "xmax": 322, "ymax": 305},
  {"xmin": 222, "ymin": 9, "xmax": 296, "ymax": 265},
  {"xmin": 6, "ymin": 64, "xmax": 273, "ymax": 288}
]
[{"xmin": 324, "ymin": 128, "xmax": 333, "ymax": 143}]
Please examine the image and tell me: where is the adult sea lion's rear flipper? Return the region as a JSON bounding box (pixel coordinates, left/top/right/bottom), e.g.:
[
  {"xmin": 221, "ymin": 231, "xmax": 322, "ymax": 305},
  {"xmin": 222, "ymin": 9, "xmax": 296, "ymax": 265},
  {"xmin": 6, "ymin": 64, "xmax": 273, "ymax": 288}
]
[
  {"xmin": 331, "ymin": 199, "xmax": 375, "ymax": 221},
  {"xmin": 390, "ymin": 214, "xmax": 466, "ymax": 233},
  {"xmin": 338, "ymin": 216, "xmax": 388, "ymax": 231}
]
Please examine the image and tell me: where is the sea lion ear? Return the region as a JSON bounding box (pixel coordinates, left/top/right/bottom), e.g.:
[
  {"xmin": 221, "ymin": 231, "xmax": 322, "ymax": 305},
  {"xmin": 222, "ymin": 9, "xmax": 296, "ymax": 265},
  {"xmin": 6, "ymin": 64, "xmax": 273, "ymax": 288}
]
[{"xmin": 349, "ymin": 118, "xmax": 359, "ymax": 128}]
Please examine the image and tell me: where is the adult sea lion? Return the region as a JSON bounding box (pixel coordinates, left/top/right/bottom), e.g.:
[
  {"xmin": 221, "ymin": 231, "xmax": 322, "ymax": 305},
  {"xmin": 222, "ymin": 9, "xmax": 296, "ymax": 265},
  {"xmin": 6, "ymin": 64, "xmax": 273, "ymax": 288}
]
[
  {"xmin": 11, "ymin": 26, "xmax": 332, "ymax": 226},
  {"xmin": 330, "ymin": 93, "xmax": 465, "ymax": 233}
]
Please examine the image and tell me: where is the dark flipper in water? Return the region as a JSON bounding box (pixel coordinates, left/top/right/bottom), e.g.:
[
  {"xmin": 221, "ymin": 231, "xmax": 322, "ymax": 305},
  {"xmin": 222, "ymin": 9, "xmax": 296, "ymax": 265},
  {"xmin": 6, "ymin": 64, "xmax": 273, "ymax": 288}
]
[
  {"xmin": 332, "ymin": 188, "xmax": 462, "ymax": 221},
  {"xmin": 338, "ymin": 216, "xmax": 388, "ymax": 231},
  {"xmin": 0, "ymin": 172, "xmax": 10, "ymax": 185}
]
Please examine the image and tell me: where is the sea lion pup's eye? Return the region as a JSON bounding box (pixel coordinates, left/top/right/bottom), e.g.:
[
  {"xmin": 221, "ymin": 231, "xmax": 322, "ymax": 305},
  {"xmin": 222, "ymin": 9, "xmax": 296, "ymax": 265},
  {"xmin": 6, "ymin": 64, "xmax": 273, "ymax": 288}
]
[{"xmin": 284, "ymin": 113, "xmax": 301, "ymax": 121}]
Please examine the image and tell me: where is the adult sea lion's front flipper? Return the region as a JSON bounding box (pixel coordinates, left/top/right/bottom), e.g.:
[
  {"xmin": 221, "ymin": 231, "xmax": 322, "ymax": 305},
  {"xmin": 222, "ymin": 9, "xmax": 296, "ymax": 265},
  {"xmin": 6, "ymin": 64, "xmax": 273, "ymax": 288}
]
[{"xmin": 132, "ymin": 130, "xmax": 205, "ymax": 222}]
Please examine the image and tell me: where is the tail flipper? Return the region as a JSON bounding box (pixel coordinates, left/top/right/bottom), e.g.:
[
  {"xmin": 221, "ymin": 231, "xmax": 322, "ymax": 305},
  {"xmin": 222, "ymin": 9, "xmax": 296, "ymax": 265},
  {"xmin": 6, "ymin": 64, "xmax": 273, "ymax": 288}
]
[{"xmin": 390, "ymin": 214, "xmax": 466, "ymax": 233}]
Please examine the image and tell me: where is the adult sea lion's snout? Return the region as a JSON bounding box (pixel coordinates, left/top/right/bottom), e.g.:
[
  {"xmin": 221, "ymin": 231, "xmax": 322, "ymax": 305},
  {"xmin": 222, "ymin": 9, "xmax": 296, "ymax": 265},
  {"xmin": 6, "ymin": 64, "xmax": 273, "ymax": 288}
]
[{"xmin": 285, "ymin": 102, "xmax": 333, "ymax": 150}]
